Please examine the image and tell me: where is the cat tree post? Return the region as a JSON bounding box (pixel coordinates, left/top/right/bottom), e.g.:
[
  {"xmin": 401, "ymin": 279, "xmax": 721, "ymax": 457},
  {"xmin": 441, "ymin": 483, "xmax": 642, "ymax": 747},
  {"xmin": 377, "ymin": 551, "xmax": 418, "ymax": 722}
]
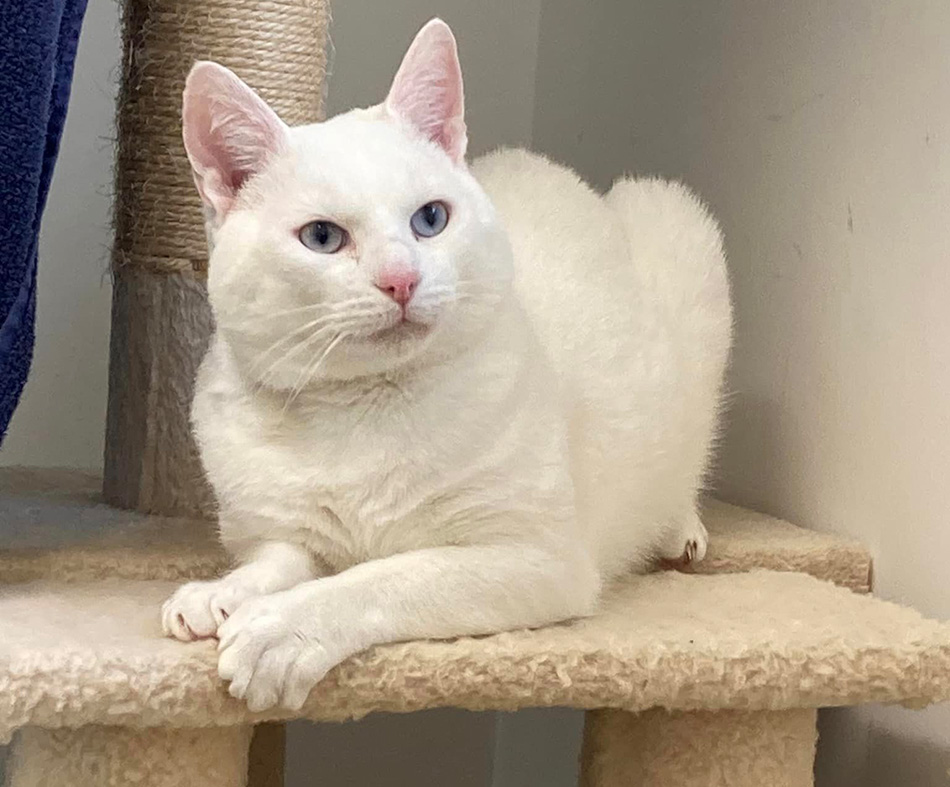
[
  {"xmin": 104, "ymin": 0, "xmax": 330, "ymax": 517},
  {"xmin": 8, "ymin": 726, "xmax": 254, "ymax": 787},
  {"xmin": 579, "ymin": 708, "xmax": 818, "ymax": 787},
  {"xmin": 98, "ymin": 0, "xmax": 329, "ymax": 784}
]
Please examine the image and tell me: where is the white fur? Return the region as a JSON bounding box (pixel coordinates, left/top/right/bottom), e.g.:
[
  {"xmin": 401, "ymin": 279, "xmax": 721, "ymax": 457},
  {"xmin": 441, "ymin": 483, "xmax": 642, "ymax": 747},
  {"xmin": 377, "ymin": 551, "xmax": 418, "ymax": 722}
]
[{"xmin": 164, "ymin": 19, "xmax": 732, "ymax": 712}]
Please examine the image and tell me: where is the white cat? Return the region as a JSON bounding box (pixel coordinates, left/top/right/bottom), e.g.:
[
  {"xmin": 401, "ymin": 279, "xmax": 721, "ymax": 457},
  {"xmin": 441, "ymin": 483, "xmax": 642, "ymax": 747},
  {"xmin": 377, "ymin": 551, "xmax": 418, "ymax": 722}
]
[{"xmin": 162, "ymin": 19, "xmax": 731, "ymax": 713}]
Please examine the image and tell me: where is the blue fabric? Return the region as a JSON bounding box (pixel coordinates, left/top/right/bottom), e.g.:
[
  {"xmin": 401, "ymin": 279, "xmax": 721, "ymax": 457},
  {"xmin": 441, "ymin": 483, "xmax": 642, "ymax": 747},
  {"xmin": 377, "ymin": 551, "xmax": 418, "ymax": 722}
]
[{"xmin": 0, "ymin": 0, "xmax": 89, "ymax": 442}]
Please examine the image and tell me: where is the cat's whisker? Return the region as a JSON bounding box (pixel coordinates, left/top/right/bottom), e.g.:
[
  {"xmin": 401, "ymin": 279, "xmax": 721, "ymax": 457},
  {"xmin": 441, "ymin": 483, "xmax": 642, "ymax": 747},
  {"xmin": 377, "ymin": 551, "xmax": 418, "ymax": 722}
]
[
  {"xmin": 304, "ymin": 331, "xmax": 348, "ymax": 386},
  {"xmin": 263, "ymin": 303, "xmax": 329, "ymax": 318},
  {"xmin": 255, "ymin": 311, "xmax": 383, "ymax": 392},
  {"xmin": 253, "ymin": 329, "xmax": 338, "ymax": 392},
  {"xmin": 280, "ymin": 340, "xmax": 329, "ymax": 413},
  {"xmin": 254, "ymin": 320, "xmax": 350, "ymax": 387},
  {"xmin": 250, "ymin": 309, "xmax": 381, "ymax": 381},
  {"xmin": 455, "ymin": 277, "xmax": 513, "ymax": 286},
  {"xmin": 280, "ymin": 331, "xmax": 349, "ymax": 414},
  {"xmin": 252, "ymin": 314, "xmax": 344, "ymax": 367},
  {"xmin": 266, "ymin": 297, "xmax": 379, "ymax": 320}
]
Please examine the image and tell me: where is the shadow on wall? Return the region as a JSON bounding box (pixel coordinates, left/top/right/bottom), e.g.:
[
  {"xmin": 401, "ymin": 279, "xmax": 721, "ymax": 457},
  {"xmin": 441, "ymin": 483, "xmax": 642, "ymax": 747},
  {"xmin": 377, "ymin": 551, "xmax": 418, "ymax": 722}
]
[
  {"xmin": 284, "ymin": 707, "xmax": 584, "ymax": 787},
  {"xmin": 815, "ymin": 709, "xmax": 869, "ymax": 787},
  {"xmin": 713, "ymin": 389, "xmax": 788, "ymax": 517},
  {"xmin": 864, "ymin": 725, "xmax": 950, "ymax": 787},
  {"xmin": 286, "ymin": 710, "xmax": 496, "ymax": 787},
  {"xmin": 816, "ymin": 706, "xmax": 950, "ymax": 787}
]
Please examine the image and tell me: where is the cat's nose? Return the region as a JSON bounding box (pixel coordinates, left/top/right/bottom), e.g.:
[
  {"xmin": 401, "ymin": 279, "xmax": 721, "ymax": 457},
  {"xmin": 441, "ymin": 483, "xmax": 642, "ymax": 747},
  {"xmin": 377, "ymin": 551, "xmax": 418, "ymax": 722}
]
[{"xmin": 375, "ymin": 268, "xmax": 420, "ymax": 307}]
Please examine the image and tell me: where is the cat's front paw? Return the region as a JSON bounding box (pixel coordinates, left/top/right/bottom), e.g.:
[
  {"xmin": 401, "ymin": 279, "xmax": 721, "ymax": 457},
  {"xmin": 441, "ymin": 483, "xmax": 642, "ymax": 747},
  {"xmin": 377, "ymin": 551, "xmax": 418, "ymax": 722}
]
[
  {"xmin": 161, "ymin": 579, "xmax": 257, "ymax": 641},
  {"xmin": 216, "ymin": 591, "xmax": 340, "ymax": 712}
]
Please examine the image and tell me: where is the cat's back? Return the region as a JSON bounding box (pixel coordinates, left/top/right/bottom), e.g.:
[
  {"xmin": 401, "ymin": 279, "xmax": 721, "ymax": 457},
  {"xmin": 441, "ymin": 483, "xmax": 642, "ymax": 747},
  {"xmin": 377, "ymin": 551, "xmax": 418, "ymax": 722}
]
[
  {"xmin": 473, "ymin": 147, "xmax": 729, "ymax": 422},
  {"xmin": 472, "ymin": 149, "xmax": 731, "ymax": 574},
  {"xmin": 473, "ymin": 148, "xmax": 634, "ymax": 312},
  {"xmin": 473, "ymin": 148, "xmax": 658, "ymax": 398}
]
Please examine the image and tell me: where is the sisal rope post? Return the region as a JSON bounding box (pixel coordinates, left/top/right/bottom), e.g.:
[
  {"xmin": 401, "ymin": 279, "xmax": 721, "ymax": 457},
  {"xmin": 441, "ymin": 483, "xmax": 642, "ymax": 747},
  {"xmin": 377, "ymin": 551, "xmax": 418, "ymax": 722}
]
[{"xmin": 104, "ymin": 0, "xmax": 330, "ymax": 517}]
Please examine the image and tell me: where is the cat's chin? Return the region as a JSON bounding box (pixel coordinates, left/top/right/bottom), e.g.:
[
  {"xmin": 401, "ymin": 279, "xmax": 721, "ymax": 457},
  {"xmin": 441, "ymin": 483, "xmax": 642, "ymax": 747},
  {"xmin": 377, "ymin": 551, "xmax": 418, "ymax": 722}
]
[
  {"xmin": 328, "ymin": 316, "xmax": 439, "ymax": 377},
  {"xmin": 368, "ymin": 319, "xmax": 432, "ymax": 342}
]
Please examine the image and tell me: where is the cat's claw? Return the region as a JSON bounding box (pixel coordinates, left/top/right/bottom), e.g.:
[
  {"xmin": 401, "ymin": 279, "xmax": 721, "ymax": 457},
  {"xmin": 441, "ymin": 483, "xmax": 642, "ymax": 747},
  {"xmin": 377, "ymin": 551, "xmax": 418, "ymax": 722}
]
[
  {"xmin": 683, "ymin": 535, "xmax": 706, "ymax": 565},
  {"xmin": 659, "ymin": 512, "xmax": 708, "ymax": 568},
  {"xmin": 161, "ymin": 580, "xmax": 257, "ymax": 642}
]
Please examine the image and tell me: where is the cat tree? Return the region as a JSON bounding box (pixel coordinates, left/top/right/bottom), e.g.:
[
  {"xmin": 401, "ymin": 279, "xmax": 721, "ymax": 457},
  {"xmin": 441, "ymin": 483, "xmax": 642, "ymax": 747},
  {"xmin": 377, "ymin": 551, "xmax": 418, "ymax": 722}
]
[{"xmin": 1, "ymin": 0, "xmax": 948, "ymax": 785}]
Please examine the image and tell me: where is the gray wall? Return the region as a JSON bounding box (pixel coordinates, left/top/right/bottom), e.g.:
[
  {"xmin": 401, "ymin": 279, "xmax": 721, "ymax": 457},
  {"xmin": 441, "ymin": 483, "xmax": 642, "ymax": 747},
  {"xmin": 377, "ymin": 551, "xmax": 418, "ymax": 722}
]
[
  {"xmin": 0, "ymin": 0, "xmax": 118, "ymax": 468},
  {"xmin": 534, "ymin": 1, "xmax": 950, "ymax": 783},
  {"xmin": 325, "ymin": 0, "xmax": 541, "ymax": 156},
  {"xmin": 708, "ymin": 3, "xmax": 950, "ymax": 782}
]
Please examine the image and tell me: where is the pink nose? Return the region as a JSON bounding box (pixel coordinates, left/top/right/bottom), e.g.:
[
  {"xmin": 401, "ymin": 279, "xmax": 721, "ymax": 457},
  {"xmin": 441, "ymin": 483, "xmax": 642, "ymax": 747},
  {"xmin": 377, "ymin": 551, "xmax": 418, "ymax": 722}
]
[{"xmin": 375, "ymin": 268, "xmax": 420, "ymax": 307}]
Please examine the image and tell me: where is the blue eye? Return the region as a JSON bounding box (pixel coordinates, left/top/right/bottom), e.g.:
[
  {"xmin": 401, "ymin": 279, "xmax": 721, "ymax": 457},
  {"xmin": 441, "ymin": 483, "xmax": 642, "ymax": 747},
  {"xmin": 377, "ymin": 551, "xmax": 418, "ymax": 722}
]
[
  {"xmin": 299, "ymin": 221, "xmax": 347, "ymax": 253},
  {"xmin": 410, "ymin": 201, "xmax": 449, "ymax": 238}
]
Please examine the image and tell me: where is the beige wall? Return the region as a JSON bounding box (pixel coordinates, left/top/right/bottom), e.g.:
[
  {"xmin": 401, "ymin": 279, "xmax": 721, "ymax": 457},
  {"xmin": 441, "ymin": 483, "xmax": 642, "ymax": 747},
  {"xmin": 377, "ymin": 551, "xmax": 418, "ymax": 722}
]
[{"xmin": 535, "ymin": 1, "xmax": 950, "ymax": 783}]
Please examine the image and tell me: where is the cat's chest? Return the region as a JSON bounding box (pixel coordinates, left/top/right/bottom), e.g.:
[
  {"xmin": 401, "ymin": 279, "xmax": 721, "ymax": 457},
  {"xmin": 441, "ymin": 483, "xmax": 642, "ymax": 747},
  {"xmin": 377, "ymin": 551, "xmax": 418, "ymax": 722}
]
[
  {"xmin": 286, "ymin": 421, "xmax": 435, "ymax": 519},
  {"xmin": 197, "ymin": 334, "xmax": 547, "ymax": 566},
  {"xmin": 260, "ymin": 410, "xmax": 437, "ymax": 505},
  {"xmin": 214, "ymin": 385, "xmax": 484, "ymax": 561}
]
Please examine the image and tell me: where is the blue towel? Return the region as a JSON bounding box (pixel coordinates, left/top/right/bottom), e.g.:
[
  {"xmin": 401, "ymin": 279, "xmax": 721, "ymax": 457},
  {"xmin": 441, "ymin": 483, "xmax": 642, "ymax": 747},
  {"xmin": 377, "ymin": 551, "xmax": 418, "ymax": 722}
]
[{"xmin": 0, "ymin": 0, "xmax": 89, "ymax": 442}]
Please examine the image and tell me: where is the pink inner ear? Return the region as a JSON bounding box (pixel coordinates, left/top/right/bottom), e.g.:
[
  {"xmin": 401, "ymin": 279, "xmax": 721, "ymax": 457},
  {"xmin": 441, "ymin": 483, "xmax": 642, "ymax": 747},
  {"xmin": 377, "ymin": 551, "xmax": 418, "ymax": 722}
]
[
  {"xmin": 385, "ymin": 19, "xmax": 467, "ymax": 163},
  {"xmin": 182, "ymin": 62, "xmax": 288, "ymax": 221}
]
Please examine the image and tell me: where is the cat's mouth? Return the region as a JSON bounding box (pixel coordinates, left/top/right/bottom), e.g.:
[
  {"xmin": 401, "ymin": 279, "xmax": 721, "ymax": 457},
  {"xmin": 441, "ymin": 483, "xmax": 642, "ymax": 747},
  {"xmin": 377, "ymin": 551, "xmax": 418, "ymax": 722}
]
[{"xmin": 369, "ymin": 316, "xmax": 432, "ymax": 342}]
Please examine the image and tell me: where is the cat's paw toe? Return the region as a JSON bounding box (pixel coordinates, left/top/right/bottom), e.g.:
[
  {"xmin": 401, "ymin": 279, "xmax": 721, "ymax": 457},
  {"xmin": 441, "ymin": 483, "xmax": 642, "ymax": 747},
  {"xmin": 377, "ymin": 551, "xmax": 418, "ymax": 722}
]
[
  {"xmin": 217, "ymin": 597, "xmax": 334, "ymax": 711},
  {"xmin": 207, "ymin": 584, "xmax": 251, "ymax": 627},
  {"xmin": 162, "ymin": 582, "xmax": 218, "ymax": 641},
  {"xmin": 162, "ymin": 581, "xmax": 252, "ymax": 641}
]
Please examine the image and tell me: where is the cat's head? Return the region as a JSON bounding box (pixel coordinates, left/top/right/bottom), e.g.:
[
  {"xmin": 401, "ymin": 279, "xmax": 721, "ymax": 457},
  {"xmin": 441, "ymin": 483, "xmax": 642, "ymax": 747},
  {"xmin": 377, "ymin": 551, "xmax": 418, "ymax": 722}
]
[{"xmin": 182, "ymin": 19, "xmax": 513, "ymax": 387}]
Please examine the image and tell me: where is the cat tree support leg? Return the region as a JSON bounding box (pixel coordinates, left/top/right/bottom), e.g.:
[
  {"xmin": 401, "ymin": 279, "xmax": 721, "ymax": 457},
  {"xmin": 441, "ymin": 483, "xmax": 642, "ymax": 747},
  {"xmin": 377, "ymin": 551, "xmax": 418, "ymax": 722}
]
[
  {"xmin": 6, "ymin": 724, "xmax": 254, "ymax": 787},
  {"xmin": 579, "ymin": 708, "xmax": 818, "ymax": 787}
]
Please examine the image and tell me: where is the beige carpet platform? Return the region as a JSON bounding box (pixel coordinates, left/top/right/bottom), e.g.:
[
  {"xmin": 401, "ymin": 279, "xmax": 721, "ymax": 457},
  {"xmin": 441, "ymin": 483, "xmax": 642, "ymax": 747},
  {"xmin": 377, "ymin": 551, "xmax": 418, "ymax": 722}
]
[
  {"xmin": 1, "ymin": 469, "xmax": 948, "ymax": 786},
  {"xmin": 0, "ymin": 467, "xmax": 873, "ymax": 590},
  {"xmin": 4, "ymin": 570, "xmax": 948, "ymax": 739}
]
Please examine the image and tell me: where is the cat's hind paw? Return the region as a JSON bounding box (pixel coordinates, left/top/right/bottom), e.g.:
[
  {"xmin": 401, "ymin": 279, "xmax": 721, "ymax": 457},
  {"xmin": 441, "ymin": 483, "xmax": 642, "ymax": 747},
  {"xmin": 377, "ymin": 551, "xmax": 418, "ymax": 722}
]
[{"xmin": 658, "ymin": 511, "xmax": 708, "ymax": 568}]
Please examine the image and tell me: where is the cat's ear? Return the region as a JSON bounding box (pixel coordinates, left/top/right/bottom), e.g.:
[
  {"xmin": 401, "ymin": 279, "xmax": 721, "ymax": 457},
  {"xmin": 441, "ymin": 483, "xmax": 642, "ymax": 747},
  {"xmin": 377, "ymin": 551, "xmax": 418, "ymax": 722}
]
[
  {"xmin": 384, "ymin": 18, "xmax": 467, "ymax": 165},
  {"xmin": 182, "ymin": 62, "xmax": 289, "ymax": 223}
]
